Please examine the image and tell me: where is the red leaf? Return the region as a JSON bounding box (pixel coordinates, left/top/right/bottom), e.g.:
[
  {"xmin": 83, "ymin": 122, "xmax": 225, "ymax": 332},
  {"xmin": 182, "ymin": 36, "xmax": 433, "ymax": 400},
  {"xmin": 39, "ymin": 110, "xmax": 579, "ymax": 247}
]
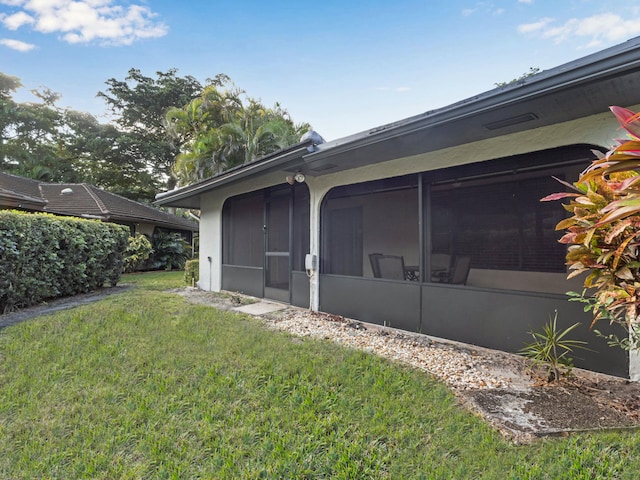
[
  {"xmin": 615, "ymin": 175, "xmax": 640, "ymax": 191},
  {"xmin": 540, "ymin": 192, "xmax": 580, "ymax": 201},
  {"xmin": 611, "ymin": 106, "xmax": 640, "ymax": 139}
]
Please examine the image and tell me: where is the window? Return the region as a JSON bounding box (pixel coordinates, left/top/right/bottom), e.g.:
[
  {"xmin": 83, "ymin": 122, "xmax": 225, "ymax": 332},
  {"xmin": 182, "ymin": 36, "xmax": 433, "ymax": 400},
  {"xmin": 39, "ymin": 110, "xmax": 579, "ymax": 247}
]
[
  {"xmin": 222, "ymin": 184, "xmax": 310, "ymax": 271},
  {"xmin": 322, "ymin": 175, "xmax": 419, "ymax": 278},
  {"xmin": 223, "ymin": 193, "xmax": 264, "ymax": 267},
  {"xmin": 431, "ymin": 174, "xmax": 567, "ymax": 273},
  {"xmin": 320, "ymin": 146, "xmax": 594, "ymax": 291}
]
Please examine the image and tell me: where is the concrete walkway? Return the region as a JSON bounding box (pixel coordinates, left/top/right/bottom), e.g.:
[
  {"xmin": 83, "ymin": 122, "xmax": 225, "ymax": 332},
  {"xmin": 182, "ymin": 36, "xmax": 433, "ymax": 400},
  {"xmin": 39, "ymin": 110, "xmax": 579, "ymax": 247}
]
[
  {"xmin": 231, "ymin": 300, "xmax": 288, "ymax": 316},
  {"xmin": 0, "ymin": 285, "xmax": 131, "ymax": 330}
]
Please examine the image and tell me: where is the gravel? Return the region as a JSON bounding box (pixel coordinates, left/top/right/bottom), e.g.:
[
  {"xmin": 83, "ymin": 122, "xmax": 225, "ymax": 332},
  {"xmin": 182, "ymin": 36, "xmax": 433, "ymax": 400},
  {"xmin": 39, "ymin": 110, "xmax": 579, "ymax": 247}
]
[{"xmin": 260, "ymin": 308, "xmax": 519, "ymax": 391}]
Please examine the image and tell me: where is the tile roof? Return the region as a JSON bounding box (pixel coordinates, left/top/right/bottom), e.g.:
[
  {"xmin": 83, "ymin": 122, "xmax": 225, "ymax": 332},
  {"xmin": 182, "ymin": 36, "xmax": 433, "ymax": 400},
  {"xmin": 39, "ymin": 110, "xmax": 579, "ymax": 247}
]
[
  {"xmin": 0, "ymin": 173, "xmax": 43, "ymax": 196},
  {"xmin": 0, "ymin": 172, "xmax": 197, "ymax": 232}
]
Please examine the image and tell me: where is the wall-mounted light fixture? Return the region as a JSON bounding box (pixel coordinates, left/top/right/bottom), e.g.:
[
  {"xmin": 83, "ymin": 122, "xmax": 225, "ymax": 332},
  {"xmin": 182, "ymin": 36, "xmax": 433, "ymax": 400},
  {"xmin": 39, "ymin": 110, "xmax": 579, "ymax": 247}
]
[{"xmin": 285, "ymin": 173, "xmax": 306, "ymax": 185}]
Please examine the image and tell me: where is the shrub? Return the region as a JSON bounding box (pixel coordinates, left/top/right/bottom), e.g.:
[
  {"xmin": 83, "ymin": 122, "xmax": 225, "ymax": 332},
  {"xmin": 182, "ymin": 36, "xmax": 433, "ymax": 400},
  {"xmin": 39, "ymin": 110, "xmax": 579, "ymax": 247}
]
[
  {"xmin": 519, "ymin": 311, "xmax": 591, "ymax": 383},
  {"xmin": 148, "ymin": 230, "xmax": 191, "ymax": 270},
  {"xmin": 0, "ymin": 211, "xmax": 129, "ymax": 313},
  {"xmin": 184, "ymin": 259, "xmax": 199, "ymax": 286},
  {"xmin": 542, "ymin": 106, "xmax": 640, "ymax": 350},
  {"xmin": 123, "ymin": 234, "xmax": 153, "ymax": 273}
]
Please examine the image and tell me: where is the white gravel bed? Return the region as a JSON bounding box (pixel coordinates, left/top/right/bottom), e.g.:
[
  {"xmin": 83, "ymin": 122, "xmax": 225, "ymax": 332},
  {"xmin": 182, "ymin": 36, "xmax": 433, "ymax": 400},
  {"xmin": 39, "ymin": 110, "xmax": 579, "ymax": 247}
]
[{"xmin": 262, "ymin": 309, "xmax": 512, "ymax": 390}]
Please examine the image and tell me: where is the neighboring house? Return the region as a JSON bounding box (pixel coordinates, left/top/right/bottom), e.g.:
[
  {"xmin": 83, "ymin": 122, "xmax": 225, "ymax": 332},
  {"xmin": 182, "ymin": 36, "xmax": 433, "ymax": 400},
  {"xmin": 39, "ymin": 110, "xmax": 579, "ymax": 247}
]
[
  {"xmin": 0, "ymin": 172, "xmax": 198, "ymax": 243},
  {"xmin": 155, "ymin": 37, "xmax": 640, "ymax": 379}
]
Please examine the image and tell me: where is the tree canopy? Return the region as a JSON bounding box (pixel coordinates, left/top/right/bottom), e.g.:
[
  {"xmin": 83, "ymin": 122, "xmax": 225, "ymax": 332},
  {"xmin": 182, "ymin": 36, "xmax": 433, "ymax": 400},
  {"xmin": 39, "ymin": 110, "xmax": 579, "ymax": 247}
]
[
  {"xmin": 97, "ymin": 68, "xmax": 206, "ymax": 191},
  {"xmin": 0, "ymin": 69, "xmax": 312, "ymax": 202},
  {"xmin": 166, "ymin": 80, "xmax": 310, "ymax": 186}
]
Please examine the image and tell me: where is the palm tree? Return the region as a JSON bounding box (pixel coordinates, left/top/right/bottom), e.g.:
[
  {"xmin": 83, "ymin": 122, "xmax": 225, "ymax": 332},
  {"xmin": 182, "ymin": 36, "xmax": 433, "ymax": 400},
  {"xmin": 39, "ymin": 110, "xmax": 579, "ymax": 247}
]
[{"xmin": 167, "ymin": 82, "xmax": 310, "ymax": 186}]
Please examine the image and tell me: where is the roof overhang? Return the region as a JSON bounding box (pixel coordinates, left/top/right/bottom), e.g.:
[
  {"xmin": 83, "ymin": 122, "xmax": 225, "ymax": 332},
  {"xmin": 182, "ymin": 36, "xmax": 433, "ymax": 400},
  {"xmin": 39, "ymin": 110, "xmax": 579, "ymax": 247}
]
[
  {"xmin": 0, "ymin": 189, "xmax": 48, "ymax": 210},
  {"xmin": 301, "ymin": 36, "xmax": 640, "ymax": 175},
  {"xmin": 155, "ymin": 36, "xmax": 640, "ymax": 209}
]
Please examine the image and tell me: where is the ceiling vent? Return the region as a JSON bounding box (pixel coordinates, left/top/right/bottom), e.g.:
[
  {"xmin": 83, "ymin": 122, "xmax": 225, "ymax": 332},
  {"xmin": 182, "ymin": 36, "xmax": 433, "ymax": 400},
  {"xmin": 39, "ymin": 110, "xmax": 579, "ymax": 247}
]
[
  {"xmin": 310, "ymin": 163, "xmax": 338, "ymax": 173},
  {"xmin": 484, "ymin": 112, "xmax": 538, "ymax": 130}
]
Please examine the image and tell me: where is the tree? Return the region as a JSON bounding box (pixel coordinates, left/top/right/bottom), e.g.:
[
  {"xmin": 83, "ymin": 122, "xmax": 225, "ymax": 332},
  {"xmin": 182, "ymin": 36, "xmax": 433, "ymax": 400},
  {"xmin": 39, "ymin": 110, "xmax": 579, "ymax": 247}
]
[
  {"xmin": 0, "ymin": 73, "xmax": 22, "ymax": 169},
  {"xmin": 167, "ymin": 80, "xmax": 311, "ymax": 186},
  {"xmin": 1, "ymin": 69, "xmax": 312, "ymax": 202},
  {"xmin": 542, "ymin": 106, "xmax": 640, "ymax": 351},
  {"xmin": 97, "ymin": 68, "xmax": 206, "ymax": 190},
  {"xmin": 0, "ymin": 79, "xmax": 77, "ymax": 182},
  {"xmin": 59, "ymin": 109, "xmax": 158, "ymax": 200},
  {"xmin": 1, "ymin": 72, "xmax": 164, "ymax": 200},
  {"xmin": 495, "ymin": 67, "xmax": 540, "ymax": 87}
]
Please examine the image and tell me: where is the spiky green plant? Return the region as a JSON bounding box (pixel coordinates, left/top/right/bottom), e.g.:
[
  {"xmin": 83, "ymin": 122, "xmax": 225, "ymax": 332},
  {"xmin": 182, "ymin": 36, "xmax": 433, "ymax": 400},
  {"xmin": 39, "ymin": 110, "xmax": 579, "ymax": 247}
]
[{"xmin": 519, "ymin": 312, "xmax": 591, "ymax": 383}]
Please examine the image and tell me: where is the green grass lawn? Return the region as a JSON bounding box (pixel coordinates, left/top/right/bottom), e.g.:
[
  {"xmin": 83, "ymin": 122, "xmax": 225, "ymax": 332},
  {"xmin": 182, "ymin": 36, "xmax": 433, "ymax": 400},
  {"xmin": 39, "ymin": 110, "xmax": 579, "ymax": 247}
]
[{"xmin": 1, "ymin": 271, "xmax": 639, "ymax": 478}]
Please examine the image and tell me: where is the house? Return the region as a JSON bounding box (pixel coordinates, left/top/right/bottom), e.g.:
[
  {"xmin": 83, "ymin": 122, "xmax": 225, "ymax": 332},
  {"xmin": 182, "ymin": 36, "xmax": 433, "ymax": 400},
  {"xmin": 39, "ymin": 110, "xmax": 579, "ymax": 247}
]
[
  {"xmin": 0, "ymin": 172, "xmax": 198, "ymax": 242},
  {"xmin": 155, "ymin": 37, "xmax": 640, "ymax": 379}
]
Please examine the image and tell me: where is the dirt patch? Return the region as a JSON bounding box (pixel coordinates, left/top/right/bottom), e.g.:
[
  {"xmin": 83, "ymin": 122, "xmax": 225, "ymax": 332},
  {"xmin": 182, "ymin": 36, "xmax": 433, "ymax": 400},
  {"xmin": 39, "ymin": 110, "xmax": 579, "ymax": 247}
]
[{"xmin": 464, "ymin": 381, "xmax": 640, "ymax": 441}]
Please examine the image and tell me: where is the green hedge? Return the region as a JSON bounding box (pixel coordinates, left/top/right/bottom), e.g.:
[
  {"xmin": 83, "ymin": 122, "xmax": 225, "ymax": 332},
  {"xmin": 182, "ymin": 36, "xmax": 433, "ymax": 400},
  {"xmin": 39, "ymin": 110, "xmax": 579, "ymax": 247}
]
[
  {"xmin": 0, "ymin": 211, "xmax": 129, "ymax": 313},
  {"xmin": 184, "ymin": 259, "xmax": 199, "ymax": 286}
]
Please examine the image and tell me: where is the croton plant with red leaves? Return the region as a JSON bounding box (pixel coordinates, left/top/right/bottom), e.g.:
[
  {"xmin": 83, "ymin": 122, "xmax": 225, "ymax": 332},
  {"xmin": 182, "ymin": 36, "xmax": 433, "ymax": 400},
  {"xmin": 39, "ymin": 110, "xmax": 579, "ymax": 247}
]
[{"xmin": 542, "ymin": 106, "xmax": 640, "ymax": 350}]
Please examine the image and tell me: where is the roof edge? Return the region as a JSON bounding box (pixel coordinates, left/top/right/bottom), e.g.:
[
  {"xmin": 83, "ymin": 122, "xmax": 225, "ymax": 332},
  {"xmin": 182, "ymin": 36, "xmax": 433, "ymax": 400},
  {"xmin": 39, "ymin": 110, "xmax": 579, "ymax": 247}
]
[
  {"xmin": 306, "ymin": 35, "xmax": 640, "ymax": 161},
  {"xmin": 154, "ymin": 141, "xmax": 313, "ymax": 206}
]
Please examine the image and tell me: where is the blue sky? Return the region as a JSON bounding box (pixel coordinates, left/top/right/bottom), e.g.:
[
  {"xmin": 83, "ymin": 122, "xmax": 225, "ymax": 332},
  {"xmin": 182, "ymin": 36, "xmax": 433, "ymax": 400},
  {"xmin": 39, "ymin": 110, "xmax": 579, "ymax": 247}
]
[{"xmin": 2, "ymin": 0, "xmax": 640, "ymax": 141}]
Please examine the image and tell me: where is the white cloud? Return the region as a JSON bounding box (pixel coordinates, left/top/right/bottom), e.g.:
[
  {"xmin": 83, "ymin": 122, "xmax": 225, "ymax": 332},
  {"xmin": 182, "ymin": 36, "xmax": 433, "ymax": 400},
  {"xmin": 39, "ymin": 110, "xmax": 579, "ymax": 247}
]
[
  {"xmin": 375, "ymin": 86, "xmax": 411, "ymax": 93},
  {"xmin": 518, "ymin": 12, "xmax": 640, "ymax": 47},
  {"xmin": 462, "ymin": 4, "xmax": 505, "ymax": 17},
  {"xmin": 518, "ymin": 0, "xmax": 534, "ymax": 4},
  {"xmin": 2, "ymin": 10, "xmax": 34, "ymax": 29},
  {"xmin": 0, "ymin": 0, "xmax": 168, "ymax": 46},
  {"xmin": 517, "ymin": 17, "xmax": 554, "ymax": 34},
  {"xmin": 0, "ymin": 37, "xmax": 35, "ymax": 50}
]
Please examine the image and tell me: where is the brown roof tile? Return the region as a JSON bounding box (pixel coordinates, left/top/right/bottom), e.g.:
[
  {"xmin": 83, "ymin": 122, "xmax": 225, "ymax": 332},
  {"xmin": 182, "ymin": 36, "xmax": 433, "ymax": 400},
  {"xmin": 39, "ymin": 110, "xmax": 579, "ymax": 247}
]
[{"xmin": 0, "ymin": 172, "xmax": 197, "ymax": 232}]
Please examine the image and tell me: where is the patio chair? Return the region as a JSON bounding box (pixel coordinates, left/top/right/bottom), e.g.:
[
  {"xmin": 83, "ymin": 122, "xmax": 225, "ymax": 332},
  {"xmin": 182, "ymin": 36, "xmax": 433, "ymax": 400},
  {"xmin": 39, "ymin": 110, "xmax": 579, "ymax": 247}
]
[
  {"xmin": 369, "ymin": 253, "xmax": 384, "ymax": 278},
  {"xmin": 449, "ymin": 256, "xmax": 471, "ymax": 285},
  {"xmin": 377, "ymin": 255, "xmax": 407, "ymax": 281},
  {"xmin": 431, "ymin": 253, "xmax": 452, "ymax": 282}
]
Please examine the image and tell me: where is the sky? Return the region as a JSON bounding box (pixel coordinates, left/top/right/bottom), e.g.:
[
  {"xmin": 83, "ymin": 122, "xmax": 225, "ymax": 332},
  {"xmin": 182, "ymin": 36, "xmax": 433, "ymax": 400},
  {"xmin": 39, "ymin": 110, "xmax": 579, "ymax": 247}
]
[{"xmin": 2, "ymin": 0, "xmax": 640, "ymax": 142}]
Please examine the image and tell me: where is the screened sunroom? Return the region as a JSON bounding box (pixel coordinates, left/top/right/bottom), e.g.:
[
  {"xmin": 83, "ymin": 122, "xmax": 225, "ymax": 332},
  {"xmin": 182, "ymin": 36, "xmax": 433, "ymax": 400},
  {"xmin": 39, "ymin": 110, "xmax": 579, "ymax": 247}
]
[
  {"xmin": 155, "ymin": 36, "xmax": 640, "ymax": 378},
  {"xmin": 318, "ymin": 146, "xmax": 627, "ymax": 376}
]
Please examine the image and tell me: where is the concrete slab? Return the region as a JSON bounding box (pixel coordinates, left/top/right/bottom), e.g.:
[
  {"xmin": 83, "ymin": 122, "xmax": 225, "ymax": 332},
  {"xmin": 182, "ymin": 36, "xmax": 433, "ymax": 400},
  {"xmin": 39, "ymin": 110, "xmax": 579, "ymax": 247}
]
[{"xmin": 232, "ymin": 301, "xmax": 288, "ymax": 316}]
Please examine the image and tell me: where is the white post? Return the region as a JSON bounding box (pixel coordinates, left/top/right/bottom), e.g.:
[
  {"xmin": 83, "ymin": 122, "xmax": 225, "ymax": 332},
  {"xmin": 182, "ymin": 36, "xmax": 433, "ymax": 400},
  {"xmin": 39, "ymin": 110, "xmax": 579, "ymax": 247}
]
[
  {"xmin": 198, "ymin": 194, "xmax": 223, "ymax": 292},
  {"xmin": 307, "ymin": 182, "xmax": 329, "ymax": 312}
]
